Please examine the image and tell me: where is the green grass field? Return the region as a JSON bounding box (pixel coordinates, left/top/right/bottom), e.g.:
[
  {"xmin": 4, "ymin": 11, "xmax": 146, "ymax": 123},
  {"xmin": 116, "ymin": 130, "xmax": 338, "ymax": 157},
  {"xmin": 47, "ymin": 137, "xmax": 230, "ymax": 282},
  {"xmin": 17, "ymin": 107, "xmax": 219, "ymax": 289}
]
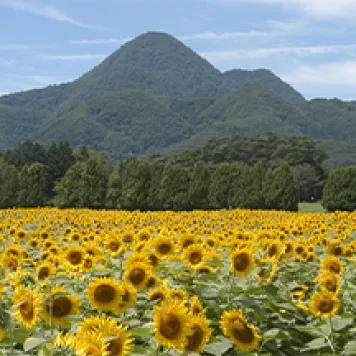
[{"xmin": 298, "ymin": 202, "xmax": 325, "ymax": 213}]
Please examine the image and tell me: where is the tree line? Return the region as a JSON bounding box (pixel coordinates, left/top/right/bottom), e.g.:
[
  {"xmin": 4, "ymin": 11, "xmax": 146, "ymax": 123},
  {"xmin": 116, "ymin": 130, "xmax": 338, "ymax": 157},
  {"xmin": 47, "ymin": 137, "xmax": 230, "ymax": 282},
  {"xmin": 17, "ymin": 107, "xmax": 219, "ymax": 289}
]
[{"xmin": 0, "ymin": 136, "xmax": 353, "ymax": 211}]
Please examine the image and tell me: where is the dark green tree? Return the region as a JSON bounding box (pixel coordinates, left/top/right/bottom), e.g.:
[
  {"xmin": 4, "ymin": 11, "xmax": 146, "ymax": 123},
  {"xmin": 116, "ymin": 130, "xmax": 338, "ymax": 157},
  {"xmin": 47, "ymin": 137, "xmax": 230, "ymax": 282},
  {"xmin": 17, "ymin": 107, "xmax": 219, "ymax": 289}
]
[
  {"xmin": 4, "ymin": 140, "xmax": 47, "ymax": 168},
  {"xmin": 121, "ymin": 159, "xmax": 151, "ymax": 210},
  {"xmin": 188, "ymin": 160, "xmax": 211, "ymax": 209},
  {"xmin": 45, "ymin": 141, "xmax": 76, "ymax": 199},
  {"xmin": 322, "ymin": 166, "xmax": 356, "ymax": 211},
  {"xmin": 0, "ymin": 160, "xmax": 19, "ymax": 208},
  {"xmin": 160, "ymin": 163, "xmax": 191, "ymax": 211},
  {"xmin": 106, "ymin": 170, "xmax": 122, "ymax": 209},
  {"xmin": 262, "ymin": 162, "xmax": 298, "ymax": 211},
  {"xmin": 293, "ymin": 164, "xmax": 321, "ymax": 202},
  {"xmin": 80, "ymin": 153, "xmax": 113, "ymax": 209},
  {"xmin": 54, "ymin": 162, "xmax": 85, "ymax": 208},
  {"xmin": 147, "ymin": 158, "xmax": 164, "ymax": 211},
  {"xmin": 229, "ymin": 162, "xmax": 266, "ymax": 209},
  {"xmin": 209, "ymin": 163, "xmax": 242, "ymax": 209},
  {"xmin": 18, "ymin": 163, "xmax": 47, "ymax": 207}
]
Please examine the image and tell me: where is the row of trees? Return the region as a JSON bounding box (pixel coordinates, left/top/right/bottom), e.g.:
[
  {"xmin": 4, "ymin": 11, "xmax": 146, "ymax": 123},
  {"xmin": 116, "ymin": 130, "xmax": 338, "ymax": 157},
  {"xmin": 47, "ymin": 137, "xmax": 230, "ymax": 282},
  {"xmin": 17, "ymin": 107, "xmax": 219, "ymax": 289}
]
[
  {"xmin": 0, "ymin": 150, "xmax": 299, "ymax": 211},
  {"xmin": 2, "ymin": 137, "xmax": 355, "ymax": 212}
]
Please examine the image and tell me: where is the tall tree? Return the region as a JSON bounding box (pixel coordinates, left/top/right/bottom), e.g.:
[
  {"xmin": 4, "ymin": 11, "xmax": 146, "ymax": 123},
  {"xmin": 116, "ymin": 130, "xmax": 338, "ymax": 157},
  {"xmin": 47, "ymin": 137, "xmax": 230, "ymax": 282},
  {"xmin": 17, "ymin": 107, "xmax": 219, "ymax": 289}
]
[
  {"xmin": 322, "ymin": 166, "xmax": 356, "ymax": 212},
  {"xmin": 0, "ymin": 160, "xmax": 19, "ymax": 208},
  {"xmin": 209, "ymin": 163, "xmax": 242, "ymax": 209},
  {"xmin": 54, "ymin": 162, "xmax": 85, "ymax": 208},
  {"xmin": 263, "ymin": 162, "xmax": 298, "ymax": 211},
  {"xmin": 160, "ymin": 163, "xmax": 191, "ymax": 211},
  {"xmin": 106, "ymin": 170, "xmax": 122, "ymax": 209},
  {"xmin": 121, "ymin": 159, "xmax": 151, "ymax": 210},
  {"xmin": 18, "ymin": 163, "xmax": 47, "ymax": 207},
  {"xmin": 188, "ymin": 160, "xmax": 211, "ymax": 209},
  {"xmin": 80, "ymin": 152, "xmax": 113, "ymax": 209}
]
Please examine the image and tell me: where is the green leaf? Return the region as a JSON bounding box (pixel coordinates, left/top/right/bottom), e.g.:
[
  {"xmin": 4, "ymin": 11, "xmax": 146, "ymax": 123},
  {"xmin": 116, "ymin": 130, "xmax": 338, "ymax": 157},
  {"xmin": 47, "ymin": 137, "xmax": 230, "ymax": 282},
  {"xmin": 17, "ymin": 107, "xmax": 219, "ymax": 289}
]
[
  {"xmin": 23, "ymin": 337, "xmax": 46, "ymax": 352},
  {"xmin": 204, "ymin": 336, "xmax": 233, "ymax": 356},
  {"xmin": 331, "ymin": 315, "xmax": 354, "ymax": 331},
  {"xmin": 302, "ymin": 337, "xmax": 329, "ymax": 351},
  {"xmin": 344, "ymin": 341, "xmax": 356, "ymax": 355},
  {"xmin": 129, "ymin": 327, "xmax": 152, "ymax": 338}
]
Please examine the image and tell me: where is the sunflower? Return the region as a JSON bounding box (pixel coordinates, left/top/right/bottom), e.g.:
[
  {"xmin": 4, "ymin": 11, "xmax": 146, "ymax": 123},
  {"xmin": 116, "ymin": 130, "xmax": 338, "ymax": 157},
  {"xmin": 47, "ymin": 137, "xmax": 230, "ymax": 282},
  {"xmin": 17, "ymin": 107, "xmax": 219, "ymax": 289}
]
[
  {"xmin": 2, "ymin": 255, "xmax": 19, "ymax": 271},
  {"xmin": 145, "ymin": 252, "xmax": 160, "ymax": 269},
  {"xmin": 87, "ymin": 278, "xmax": 123, "ymax": 312},
  {"xmin": 320, "ymin": 273, "xmax": 340, "ymax": 295},
  {"xmin": 101, "ymin": 322, "xmax": 133, "ymax": 356},
  {"xmin": 146, "ymin": 274, "xmax": 159, "ymax": 289},
  {"xmin": 42, "ymin": 286, "xmax": 81, "ymax": 326},
  {"xmin": 0, "ymin": 328, "xmax": 4, "ymax": 342},
  {"xmin": 148, "ymin": 287, "xmax": 167, "ymax": 304},
  {"xmin": 230, "ymin": 249, "xmax": 255, "ymax": 277},
  {"xmin": 124, "ymin": 261, "xmax": 151, "ymax": 290},
  {"xmin": 220, "ymin": 309, "xmax": 261, "ymax": 352},
  {"xmin": 153, "ymin": 236, "xmax": 175, "ymax": 257},
  {"xmin": 183, "ymin": 315, "xmax": 212, "ymax": 353},
  {"xmin": 77, "ymin": 315, "xmax": 102, "ymax": 338},
  {"xmin": 190, "ymin": 295, "xmax": 206, "ymax": 317},
  {"xmin": 12, "ymin": 285, "xmax": 41, "ymax": 329},
  {"xmin": 154, "ymin": 300, "xmax": 194, "ymax": 351},
  {"xmin": 36, "ymin": 262, "xmax": 56, "ymax": 281},
  {"xmin": 266, "ymin": 241, "xmax": 282, "ymax": 259},
  {"xmin": 321, "ymin": 256, "xmax": 344, "ymax": 275},
  {"xmin": 28, "ymin": 238, "xmax": 41, "ymax": 250},
  {"xmin": 184, "ymin": 244, "xmax": 205, "ymax": 269},
  {"xmin": 309, "ymin": 292, "xmax": 339, "ymax": 318},
  {"xmin": 76, "ymin": 332, "xmax": 109, "ymax": 356},
  {"xmin": 105, "ymin": 236, "xmax": 122, "ymax": 256},
  {"xmin": 51, "ymin": 331, "xmax": 76, "ymax": 350},
  {"xmin": 63, "ymin": 246, "xmax": 85, "ymax": 271},
  {"xmin": 116, "ymin": 282, "xmax": 137, "ymax": 313},
  {"xmin": 169, "ymin": 289, "xmax": 187, "ymax": 304},
  {"xmin": 290, "ymin": 285, "xmax": 308, "ymax": 301}
]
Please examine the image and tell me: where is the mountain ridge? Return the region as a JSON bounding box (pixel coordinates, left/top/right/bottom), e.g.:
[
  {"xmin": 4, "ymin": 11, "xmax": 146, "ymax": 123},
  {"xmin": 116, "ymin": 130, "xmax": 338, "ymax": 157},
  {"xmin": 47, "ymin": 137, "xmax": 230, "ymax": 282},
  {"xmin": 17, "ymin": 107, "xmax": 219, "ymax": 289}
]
[{"xmin": 0, "ymin": 31, "xmax": 356, "ymax": 167}]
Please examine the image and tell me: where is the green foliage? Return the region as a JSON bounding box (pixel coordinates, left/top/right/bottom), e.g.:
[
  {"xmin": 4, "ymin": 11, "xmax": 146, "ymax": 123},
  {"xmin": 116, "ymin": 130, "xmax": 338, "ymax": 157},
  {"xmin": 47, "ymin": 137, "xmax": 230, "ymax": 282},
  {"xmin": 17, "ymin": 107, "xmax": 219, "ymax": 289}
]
[
  {"xmin": 160, "ymin": 163, "xmax": 191, "ymax": 211},
  {"xmin": 18, "ymin": 163, "xmax": 47, "ymax": 207},
  {"xmin": 0, "ymin": 159, "xmax": 18, "ymax": 208},
  {"xmin": 80, "ymin": 153, "xmax": 113, "ymax": 209},
  {"xmin": 188, "ymin": 160, "xmax": 211, "ymax": 209},
  {"xmin": 229, "ymin": 162, "xmax": 266, "ymax": 209},
  {"xmin": 53, "ymin": 162, "xmax": 85, "ymax": 208},
  {"xmin": 263, "ymin": 162, "xmax": 299, "ymax": 211},
  {"xmin": 322, "ymin": 166, "xmax": 356, "ymax": 211},
  {"xmin": 209, "ymin": 163, "xmax": 242, "ymax": 209},
  {"xmin": 120, "ymin": 159, "xmax": 151, "ymax": 210},
  {"xmin": 106, "ymin": 170, "xmax": 122, "ymax": 209}
]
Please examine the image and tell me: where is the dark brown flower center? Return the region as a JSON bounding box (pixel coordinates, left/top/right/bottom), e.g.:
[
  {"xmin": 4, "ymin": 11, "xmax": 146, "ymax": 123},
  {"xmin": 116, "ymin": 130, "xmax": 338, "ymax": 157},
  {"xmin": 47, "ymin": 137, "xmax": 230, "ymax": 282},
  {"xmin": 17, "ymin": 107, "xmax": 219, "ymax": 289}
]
[
  {"xmin": 185, "ymin": 325, "xmax": 204, "ymax": 351},
  {"xmin": 159, "ymin": 314, "xmax": 181, "ymax": 339},
  {"xmin": 94, "ymin": 285, "xmax": 116, "ymax": 303},
  {"xmin": 233, "ymin": 252, "xmax": 250, "ymax": 271}
]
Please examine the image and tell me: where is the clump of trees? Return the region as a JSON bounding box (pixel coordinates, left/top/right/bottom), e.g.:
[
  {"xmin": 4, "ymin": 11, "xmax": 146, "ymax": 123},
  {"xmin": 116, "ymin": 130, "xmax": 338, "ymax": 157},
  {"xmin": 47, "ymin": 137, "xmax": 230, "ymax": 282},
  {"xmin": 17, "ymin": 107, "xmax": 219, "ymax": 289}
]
[
  {"xmin": 0, "ymin": 135, "xmax": 330, "ymax": 211},
  {"xmin": 322, "ymin": 166, "xmax": 356, "ymax": 212}
]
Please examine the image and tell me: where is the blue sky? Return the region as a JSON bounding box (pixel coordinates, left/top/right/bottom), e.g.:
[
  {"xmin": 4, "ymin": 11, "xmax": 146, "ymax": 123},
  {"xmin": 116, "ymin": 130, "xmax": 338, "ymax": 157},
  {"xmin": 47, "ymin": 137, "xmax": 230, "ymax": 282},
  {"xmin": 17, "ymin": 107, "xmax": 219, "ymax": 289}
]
[{"xmin": 1, "ymin": 0, "xmax": 356, "ymax": 99}]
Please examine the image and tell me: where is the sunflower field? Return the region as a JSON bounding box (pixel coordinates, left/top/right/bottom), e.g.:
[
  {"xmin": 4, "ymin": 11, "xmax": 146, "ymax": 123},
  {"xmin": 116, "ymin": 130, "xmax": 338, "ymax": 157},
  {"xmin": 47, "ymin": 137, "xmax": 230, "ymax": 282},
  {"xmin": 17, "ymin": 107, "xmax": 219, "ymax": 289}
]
[{"xmin": 0, "ymin": 208, "xmax": 355, "ymax": 355}]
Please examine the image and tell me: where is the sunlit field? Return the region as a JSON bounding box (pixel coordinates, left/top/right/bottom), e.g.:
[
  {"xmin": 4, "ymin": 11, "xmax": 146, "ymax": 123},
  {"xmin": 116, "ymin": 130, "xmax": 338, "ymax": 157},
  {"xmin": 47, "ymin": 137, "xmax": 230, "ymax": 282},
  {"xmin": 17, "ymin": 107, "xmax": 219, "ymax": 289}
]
[{"xmin": 0, "ymin": 208, "xmax": 355, "ymax": 355}]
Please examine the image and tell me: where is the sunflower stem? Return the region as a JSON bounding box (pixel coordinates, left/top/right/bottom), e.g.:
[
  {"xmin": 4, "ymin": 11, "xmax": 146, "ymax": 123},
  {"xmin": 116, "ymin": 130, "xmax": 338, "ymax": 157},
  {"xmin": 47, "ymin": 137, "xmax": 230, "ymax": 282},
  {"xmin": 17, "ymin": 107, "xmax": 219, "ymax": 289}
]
[{"xmin": 328, "ymin": 317, "xmax": 335, "ymax": 354}]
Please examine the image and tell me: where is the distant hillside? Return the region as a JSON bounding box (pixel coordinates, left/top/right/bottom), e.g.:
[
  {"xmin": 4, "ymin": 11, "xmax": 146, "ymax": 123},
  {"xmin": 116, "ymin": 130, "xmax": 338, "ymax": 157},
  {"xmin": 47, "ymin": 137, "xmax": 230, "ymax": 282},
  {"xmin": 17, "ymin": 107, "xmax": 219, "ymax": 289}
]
[{"xmin": 1, "ymin": 31, "xmax": 356, "ymax": 167}]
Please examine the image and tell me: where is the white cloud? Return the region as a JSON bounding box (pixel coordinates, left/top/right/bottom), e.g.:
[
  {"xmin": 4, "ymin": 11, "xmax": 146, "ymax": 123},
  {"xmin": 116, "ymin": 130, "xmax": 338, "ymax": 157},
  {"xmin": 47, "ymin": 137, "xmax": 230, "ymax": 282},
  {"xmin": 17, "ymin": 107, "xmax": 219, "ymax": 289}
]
[
  {"xmin": 0, "ymin": 58, "xmax": 15, "ymax": 68},
  {"xmin": 218, "ymin": 0, "xmax": 356, "ymax": 19},
  {"xmin": 69, "ymin": 37, "xmax": 131, "ymax": 45},
  {"xmin": 200, "ymin": 44, "xmax": 356, "ymax": 61},
  {"xmin": 282, "ymin": 61, "xmax": 356, "ymax": 86},
  {"xmin": 0, "ymin": 44, "xmax": 43, "ymax": 50},
  {"xmin": 0, "ymin": 0, "xmax": 106, "ymax": 29},
  {"xmin": 39, "ymin": 54, "xmax": 108, "ymax": 61}
]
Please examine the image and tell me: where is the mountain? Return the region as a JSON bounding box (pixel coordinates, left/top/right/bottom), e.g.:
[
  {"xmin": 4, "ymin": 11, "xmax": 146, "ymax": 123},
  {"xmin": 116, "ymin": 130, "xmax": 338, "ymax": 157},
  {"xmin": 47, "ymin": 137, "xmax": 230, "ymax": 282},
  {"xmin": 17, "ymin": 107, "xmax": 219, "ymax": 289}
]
[{"xmin": 0, "ymin": 31, "xmax": 356, "ymax": 167}]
